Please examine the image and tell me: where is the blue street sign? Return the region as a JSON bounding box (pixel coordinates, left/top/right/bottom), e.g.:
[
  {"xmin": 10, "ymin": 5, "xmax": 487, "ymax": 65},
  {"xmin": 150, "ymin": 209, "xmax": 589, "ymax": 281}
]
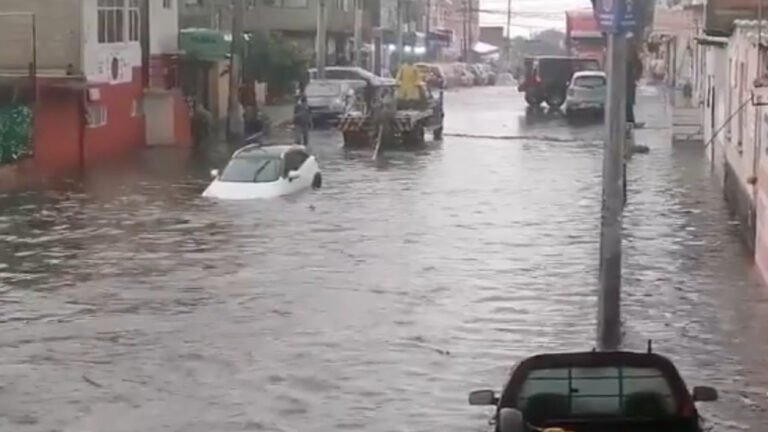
[{"xmin": 594, "ymin": 0, "xmax": 638, "ymax": 34}]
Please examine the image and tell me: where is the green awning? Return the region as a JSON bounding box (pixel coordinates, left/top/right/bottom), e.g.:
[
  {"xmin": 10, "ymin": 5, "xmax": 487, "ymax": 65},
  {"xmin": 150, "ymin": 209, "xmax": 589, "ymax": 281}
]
[{"xmin": 180, "ymin": 28, "xmax": 231, "ymax": 61}]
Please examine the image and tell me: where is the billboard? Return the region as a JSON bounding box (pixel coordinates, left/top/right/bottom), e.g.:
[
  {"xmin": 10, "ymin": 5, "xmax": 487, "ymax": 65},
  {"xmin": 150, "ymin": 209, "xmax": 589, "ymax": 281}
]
[{"xmin": 705, "ymin": 0, "xmax": 766, "ymax": 37}]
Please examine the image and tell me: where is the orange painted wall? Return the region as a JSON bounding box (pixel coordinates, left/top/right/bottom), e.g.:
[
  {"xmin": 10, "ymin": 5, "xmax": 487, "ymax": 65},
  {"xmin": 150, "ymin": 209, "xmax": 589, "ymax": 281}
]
[
  {"xmin": 83, "ymin": 67, "xmax": 146, "ymax": 164},
  {"xmin": 33, "ymin": 88, "xmax": 81, "ymax": 173}
]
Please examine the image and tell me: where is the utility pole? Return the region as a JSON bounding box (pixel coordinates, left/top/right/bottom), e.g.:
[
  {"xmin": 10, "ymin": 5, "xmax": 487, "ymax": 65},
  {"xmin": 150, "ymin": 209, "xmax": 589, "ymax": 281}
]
[
  {"xmin": 226, "ymin": 0, "xmax": 245, "ymax": 143},
  {"xmin": 316, "ymin": 0, "xmax": 328, "ymax": 78},
  {"xmin": 426, "ymin": 0, "xmax": 431, "ymax": 60},
  {"xmin": 596, "ymin": 0, "xmax": 628, "ymax": 351},
  {"xmin": 372, "ymin": 0, "xmax": 382, "ymax": 76},
  {"xmin": 353, "ymin": 0, "xmax": 363, "ymax": 67},
  {"xmin": 396, "ymin": 0, "xmax": 404, "ymax": 69},
  {"xmin": 463, "ymin": 0, "xmax": 471, "ymax": 60},
  {"xmin": 505, "ymin": 0, "xmax": 512, "ymax": 67}
]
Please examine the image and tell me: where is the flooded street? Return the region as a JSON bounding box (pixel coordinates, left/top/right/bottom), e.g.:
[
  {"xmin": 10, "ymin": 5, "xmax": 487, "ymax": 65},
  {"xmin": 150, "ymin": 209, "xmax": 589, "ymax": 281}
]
[{"xmin": 2, "ymin": 86, "xmax": 768, "ymax": 431}]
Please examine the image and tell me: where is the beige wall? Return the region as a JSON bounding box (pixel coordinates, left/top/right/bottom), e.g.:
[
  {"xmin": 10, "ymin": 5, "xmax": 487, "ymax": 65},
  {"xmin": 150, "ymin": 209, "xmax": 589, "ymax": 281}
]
[
  {"xmin": 0, "ymin": 0, "xmax": 81, "ymax": 73},
  {"xmin": 209, "ymin": 60, "xmax": 229, "ymax": 122}
]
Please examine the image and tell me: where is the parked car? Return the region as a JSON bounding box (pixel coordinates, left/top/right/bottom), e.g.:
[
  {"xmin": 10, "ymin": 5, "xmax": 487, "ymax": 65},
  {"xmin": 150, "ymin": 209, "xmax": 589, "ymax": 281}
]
[
  {"xmin": 414, "ymin": 62, "xmax": 446, "ymax": 89},
  {"xmin": 468, "ymin": 64, "xmax": 488, "ymax": 85},
  {"xmin": 203, "ymin": 144, "xmax": 322, "ymax": 200},
  {"xmin": 469, "ymin": 350, "xmax": 718, "ymax": 432},
  {"xmin": 440, "ymin": 63, "xmax": 462, "ymax": 88},
  {"xmin": 518, "ymin": 56, "xmax": 601, "ymax": 108},
  {"xmin": 456, "ymin": 63, "xmax": 475, "ymax": 86},
  {"xmin": 305, "ymin": 79, "xmax": 366, "ymax": 124},
  {"xmin": 565, "ymin": 71, "xmax": 607, "ymax": 117},
  {"xmin": 480, "ymin": 63, "xmax": 497, "ymax": 85}
]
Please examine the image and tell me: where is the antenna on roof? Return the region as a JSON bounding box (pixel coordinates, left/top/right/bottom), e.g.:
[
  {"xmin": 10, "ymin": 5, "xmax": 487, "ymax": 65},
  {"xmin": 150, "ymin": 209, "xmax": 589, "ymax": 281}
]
[{"xmin": 647, "ymin": 339, "xmax": 653, "ymax": 354}]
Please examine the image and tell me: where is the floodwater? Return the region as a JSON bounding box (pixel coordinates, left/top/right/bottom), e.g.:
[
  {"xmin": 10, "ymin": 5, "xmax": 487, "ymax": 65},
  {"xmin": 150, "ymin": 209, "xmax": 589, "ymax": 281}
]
[{"xmin": 1, "ymin": 86, "xmax": 768, "ymax": 431}]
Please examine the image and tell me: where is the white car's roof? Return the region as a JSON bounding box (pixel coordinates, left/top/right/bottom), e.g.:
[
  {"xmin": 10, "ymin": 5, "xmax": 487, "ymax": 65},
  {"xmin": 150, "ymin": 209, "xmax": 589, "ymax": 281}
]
[
  {"xmin": 233, "ymin": 144, "xmax": 306, "ymax": 159},
  {"xmin": 572, "ymin": 71, "xmax": 606, "ymax": 78}
]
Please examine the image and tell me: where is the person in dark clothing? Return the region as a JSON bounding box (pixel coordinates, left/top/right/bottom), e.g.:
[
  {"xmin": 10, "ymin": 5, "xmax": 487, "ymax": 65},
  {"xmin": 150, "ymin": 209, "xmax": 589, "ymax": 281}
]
[
  {"xmin": 293, "ymin": 95, "xmax": 311, "ymax": 147},
  {"xmin": 363, "ymin": 82, "xmax": 375, "ymax": 115},
  {"xmin": 298, "ymin": 67, "xmax": 310, "ymax": 96},
  {"xmin": 626, "ymin": 43, "xmax": 643, "ymax": 125}
]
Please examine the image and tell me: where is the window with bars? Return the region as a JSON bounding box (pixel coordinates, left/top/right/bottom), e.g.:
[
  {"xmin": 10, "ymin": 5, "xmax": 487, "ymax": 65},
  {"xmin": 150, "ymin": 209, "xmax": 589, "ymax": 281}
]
[
  {"xmin": 128, "ymin": 0, "xmax": 140, "ymax": 42},
  {"xmin": 86, "ymin": 105, "xmax": 108, "ymax": 128},
  {"xmin": 98, "ymin": 0, "xmax": 126, "ymax": 44}
]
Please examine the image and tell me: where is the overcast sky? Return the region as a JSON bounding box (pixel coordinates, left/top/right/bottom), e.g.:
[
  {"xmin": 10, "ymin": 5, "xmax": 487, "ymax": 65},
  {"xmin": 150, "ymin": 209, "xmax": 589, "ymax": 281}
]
[{"xmin": 480, "ymin": 0, "xmax": 593, "ymax": 37}]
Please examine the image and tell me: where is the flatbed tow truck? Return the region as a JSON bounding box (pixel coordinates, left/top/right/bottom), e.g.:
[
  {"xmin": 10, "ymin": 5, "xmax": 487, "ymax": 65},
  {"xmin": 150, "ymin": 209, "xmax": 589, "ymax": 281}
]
[{"xmin": 336, "ymin": 70, "xmax": 444, "ymax": 155}]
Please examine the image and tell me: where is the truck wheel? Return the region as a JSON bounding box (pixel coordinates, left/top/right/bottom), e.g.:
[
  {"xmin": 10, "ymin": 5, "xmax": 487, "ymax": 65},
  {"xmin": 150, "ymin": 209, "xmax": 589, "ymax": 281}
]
[
  {"xmin": 546, "ymin": 92, "xmax": 566, "ymax": 108},
  {"xmin": 433, "ymin": 126, "xmax": 443, "ymax": 141},
  {"xmin": 312, "ymin": 173, "xmax": 322, "ymax": 189},
  {"xmin": 525, "ymin": 92, "xmax": 541, "ymax": 106}
]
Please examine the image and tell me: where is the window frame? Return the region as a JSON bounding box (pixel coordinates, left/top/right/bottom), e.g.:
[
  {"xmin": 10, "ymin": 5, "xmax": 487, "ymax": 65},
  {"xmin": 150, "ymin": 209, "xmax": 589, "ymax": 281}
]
[
  {"xmin": 128, "ymin": 0, "xmax": 140, "ymax": 42},
  {"xmin": 98, "ymin": 0, "xmax": 127, "ymax": 44},
  {"xmin": 86, "ymin": 104, "xmax": 108, "ymax": 128}
]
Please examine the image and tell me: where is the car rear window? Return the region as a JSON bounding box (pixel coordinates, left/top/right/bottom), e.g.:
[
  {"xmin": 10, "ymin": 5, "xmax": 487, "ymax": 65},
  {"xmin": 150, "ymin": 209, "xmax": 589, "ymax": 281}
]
[
  {"xmin": 517, "ymin": 366, "xmax": 678, "ymax": 418},
  {"xmin": 574, "ymin": 59, "xmax": 601, "ymax": 71},
  {"xmin": 307, "ymin": 82, "xmax": 341, "ymax": 97},
  {"xmin": 573, "ymin": 76, "xmax": 606, "ymax": 88}
]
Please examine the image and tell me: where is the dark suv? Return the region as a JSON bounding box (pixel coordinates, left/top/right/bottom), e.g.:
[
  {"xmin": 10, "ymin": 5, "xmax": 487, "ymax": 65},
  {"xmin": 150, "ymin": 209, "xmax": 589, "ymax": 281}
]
[
  {"xmin": 469, "ymin": 350, "xmax": 718, "ymax": 432},
  {"xmin": 518, "ymin": 56, "xmax": 601, "ymax": 108}
]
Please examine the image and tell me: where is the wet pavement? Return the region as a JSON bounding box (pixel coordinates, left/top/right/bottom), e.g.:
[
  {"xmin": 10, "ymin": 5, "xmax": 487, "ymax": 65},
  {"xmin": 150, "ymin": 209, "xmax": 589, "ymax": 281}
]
[{"xmin": 2, "ymin": 85, "xmax": 768, "ymax": 431}]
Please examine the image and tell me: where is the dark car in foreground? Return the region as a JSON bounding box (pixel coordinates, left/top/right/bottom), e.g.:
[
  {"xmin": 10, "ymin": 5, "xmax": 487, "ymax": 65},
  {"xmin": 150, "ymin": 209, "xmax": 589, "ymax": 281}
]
[
  {"xmin": 469, "ymin": 350, "xmax": 717, "ymax": 432},
  {"xmin": 518, "ymin": 56, "xmax": 601, "ymax": 108}
]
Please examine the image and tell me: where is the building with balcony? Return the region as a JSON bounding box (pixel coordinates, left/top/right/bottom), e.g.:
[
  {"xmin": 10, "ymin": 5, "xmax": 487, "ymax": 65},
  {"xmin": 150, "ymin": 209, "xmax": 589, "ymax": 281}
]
[{"xmin": 0, "ymin": 0, "xmax": 189, "ymax": 187}]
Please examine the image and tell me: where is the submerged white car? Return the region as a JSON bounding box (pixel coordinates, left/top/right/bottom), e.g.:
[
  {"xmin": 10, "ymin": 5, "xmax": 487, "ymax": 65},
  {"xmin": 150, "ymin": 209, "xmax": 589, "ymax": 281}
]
[
  {"xmin": 564, "ymin": 71, "xmax": 607, "ymax": 117},
  {"xmin": 202, "ymin": 144, "xmax": 322, "ymax": 200}
]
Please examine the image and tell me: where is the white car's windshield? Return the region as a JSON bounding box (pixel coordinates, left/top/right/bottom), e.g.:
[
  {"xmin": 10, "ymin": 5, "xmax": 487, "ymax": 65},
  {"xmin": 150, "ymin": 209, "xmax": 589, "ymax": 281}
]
[
  {"xmin": 573, "ymin": 76, "xmax": 606, "ymax": 88},
  {"xmin": 220, "ymin": 157, "xmax": 282, "ymax": 183}
]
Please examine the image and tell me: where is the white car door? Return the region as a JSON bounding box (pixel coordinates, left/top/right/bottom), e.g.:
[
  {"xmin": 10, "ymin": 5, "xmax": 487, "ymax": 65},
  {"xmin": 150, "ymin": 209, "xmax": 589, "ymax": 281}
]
[
  {"xmin": 296, "ymin": 150, "xmax": 315, "ymax": 190},
  {"xmin": 283, "ymin": 150, "xmax": 309, "ymax": 195}
]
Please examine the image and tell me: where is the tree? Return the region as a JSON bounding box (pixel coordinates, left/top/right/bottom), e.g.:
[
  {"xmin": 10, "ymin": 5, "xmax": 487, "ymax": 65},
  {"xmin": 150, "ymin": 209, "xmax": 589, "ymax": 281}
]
[{"xmin": 242, "ymin": 32, "xmax": 308, "ymax": 100}]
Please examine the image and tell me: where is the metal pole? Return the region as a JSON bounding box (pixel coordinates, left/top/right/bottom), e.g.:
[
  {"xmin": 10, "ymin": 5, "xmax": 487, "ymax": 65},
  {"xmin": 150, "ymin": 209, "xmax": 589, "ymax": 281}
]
[
  {"xmin": 31, "ymin": 13, "xmax": 37, "ymax": 104},
  {"xmin": 353, "ymin": 0, "xmax": 363, "ymax": 67},
  {"xmin": 373, "ymin": 0, "xmax": 382, "ymax": 76},
  {"xmin": 505, "ymin": 0, "xmax": 512, "ymax": 66},
  {"xmin": 426, "ymin": 0, "xmax": 431, "ymax": 60},
  {"xmin": 396, "ymin": 0, "xmax": 404, "ymax": 68},
  {"xmin": 226, "ymin": 0, "xmax": 245, "ymax": 143},
  {"xmin": 316, "ymin": 0, "xmax": 328, "ymax": 78},
  {"xmin": 597, "ymin": 31, "xmax": 627, "ymax": 351}
]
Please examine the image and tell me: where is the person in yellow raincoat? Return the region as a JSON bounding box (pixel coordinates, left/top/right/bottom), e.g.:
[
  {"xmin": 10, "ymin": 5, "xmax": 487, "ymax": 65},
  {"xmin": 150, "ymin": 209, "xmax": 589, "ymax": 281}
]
[{"xmin": 395, "ymin": 60, "xmax": 424, "ymax": 106}]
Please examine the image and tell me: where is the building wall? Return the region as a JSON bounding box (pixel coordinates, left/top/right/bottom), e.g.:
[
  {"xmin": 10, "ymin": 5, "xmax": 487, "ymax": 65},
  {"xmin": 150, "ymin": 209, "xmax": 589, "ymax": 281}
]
[
  {"xmin": 81, "ymin": 0, "xmax": 145, "ymax": 157},
  {"xmin": 82, "ymin": 0, "xmax": 142, "ymax": 84},
  {"xmin": 0, "ymin": 0, "xmax": 81, "ymax": 73},
  {"xmin": 149, "ymin": 0, "xmax": 179, "ymax": 55},
  {"xmin": 703, "ymin": 43, "xmax": 728, "ymax": 179}
]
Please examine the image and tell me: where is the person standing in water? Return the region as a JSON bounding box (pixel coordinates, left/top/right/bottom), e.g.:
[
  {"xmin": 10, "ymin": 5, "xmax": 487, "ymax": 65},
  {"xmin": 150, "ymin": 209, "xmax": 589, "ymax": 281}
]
[{"xmin": 293, "ymin": 95, "xmax": 311, "ymax": 147}]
